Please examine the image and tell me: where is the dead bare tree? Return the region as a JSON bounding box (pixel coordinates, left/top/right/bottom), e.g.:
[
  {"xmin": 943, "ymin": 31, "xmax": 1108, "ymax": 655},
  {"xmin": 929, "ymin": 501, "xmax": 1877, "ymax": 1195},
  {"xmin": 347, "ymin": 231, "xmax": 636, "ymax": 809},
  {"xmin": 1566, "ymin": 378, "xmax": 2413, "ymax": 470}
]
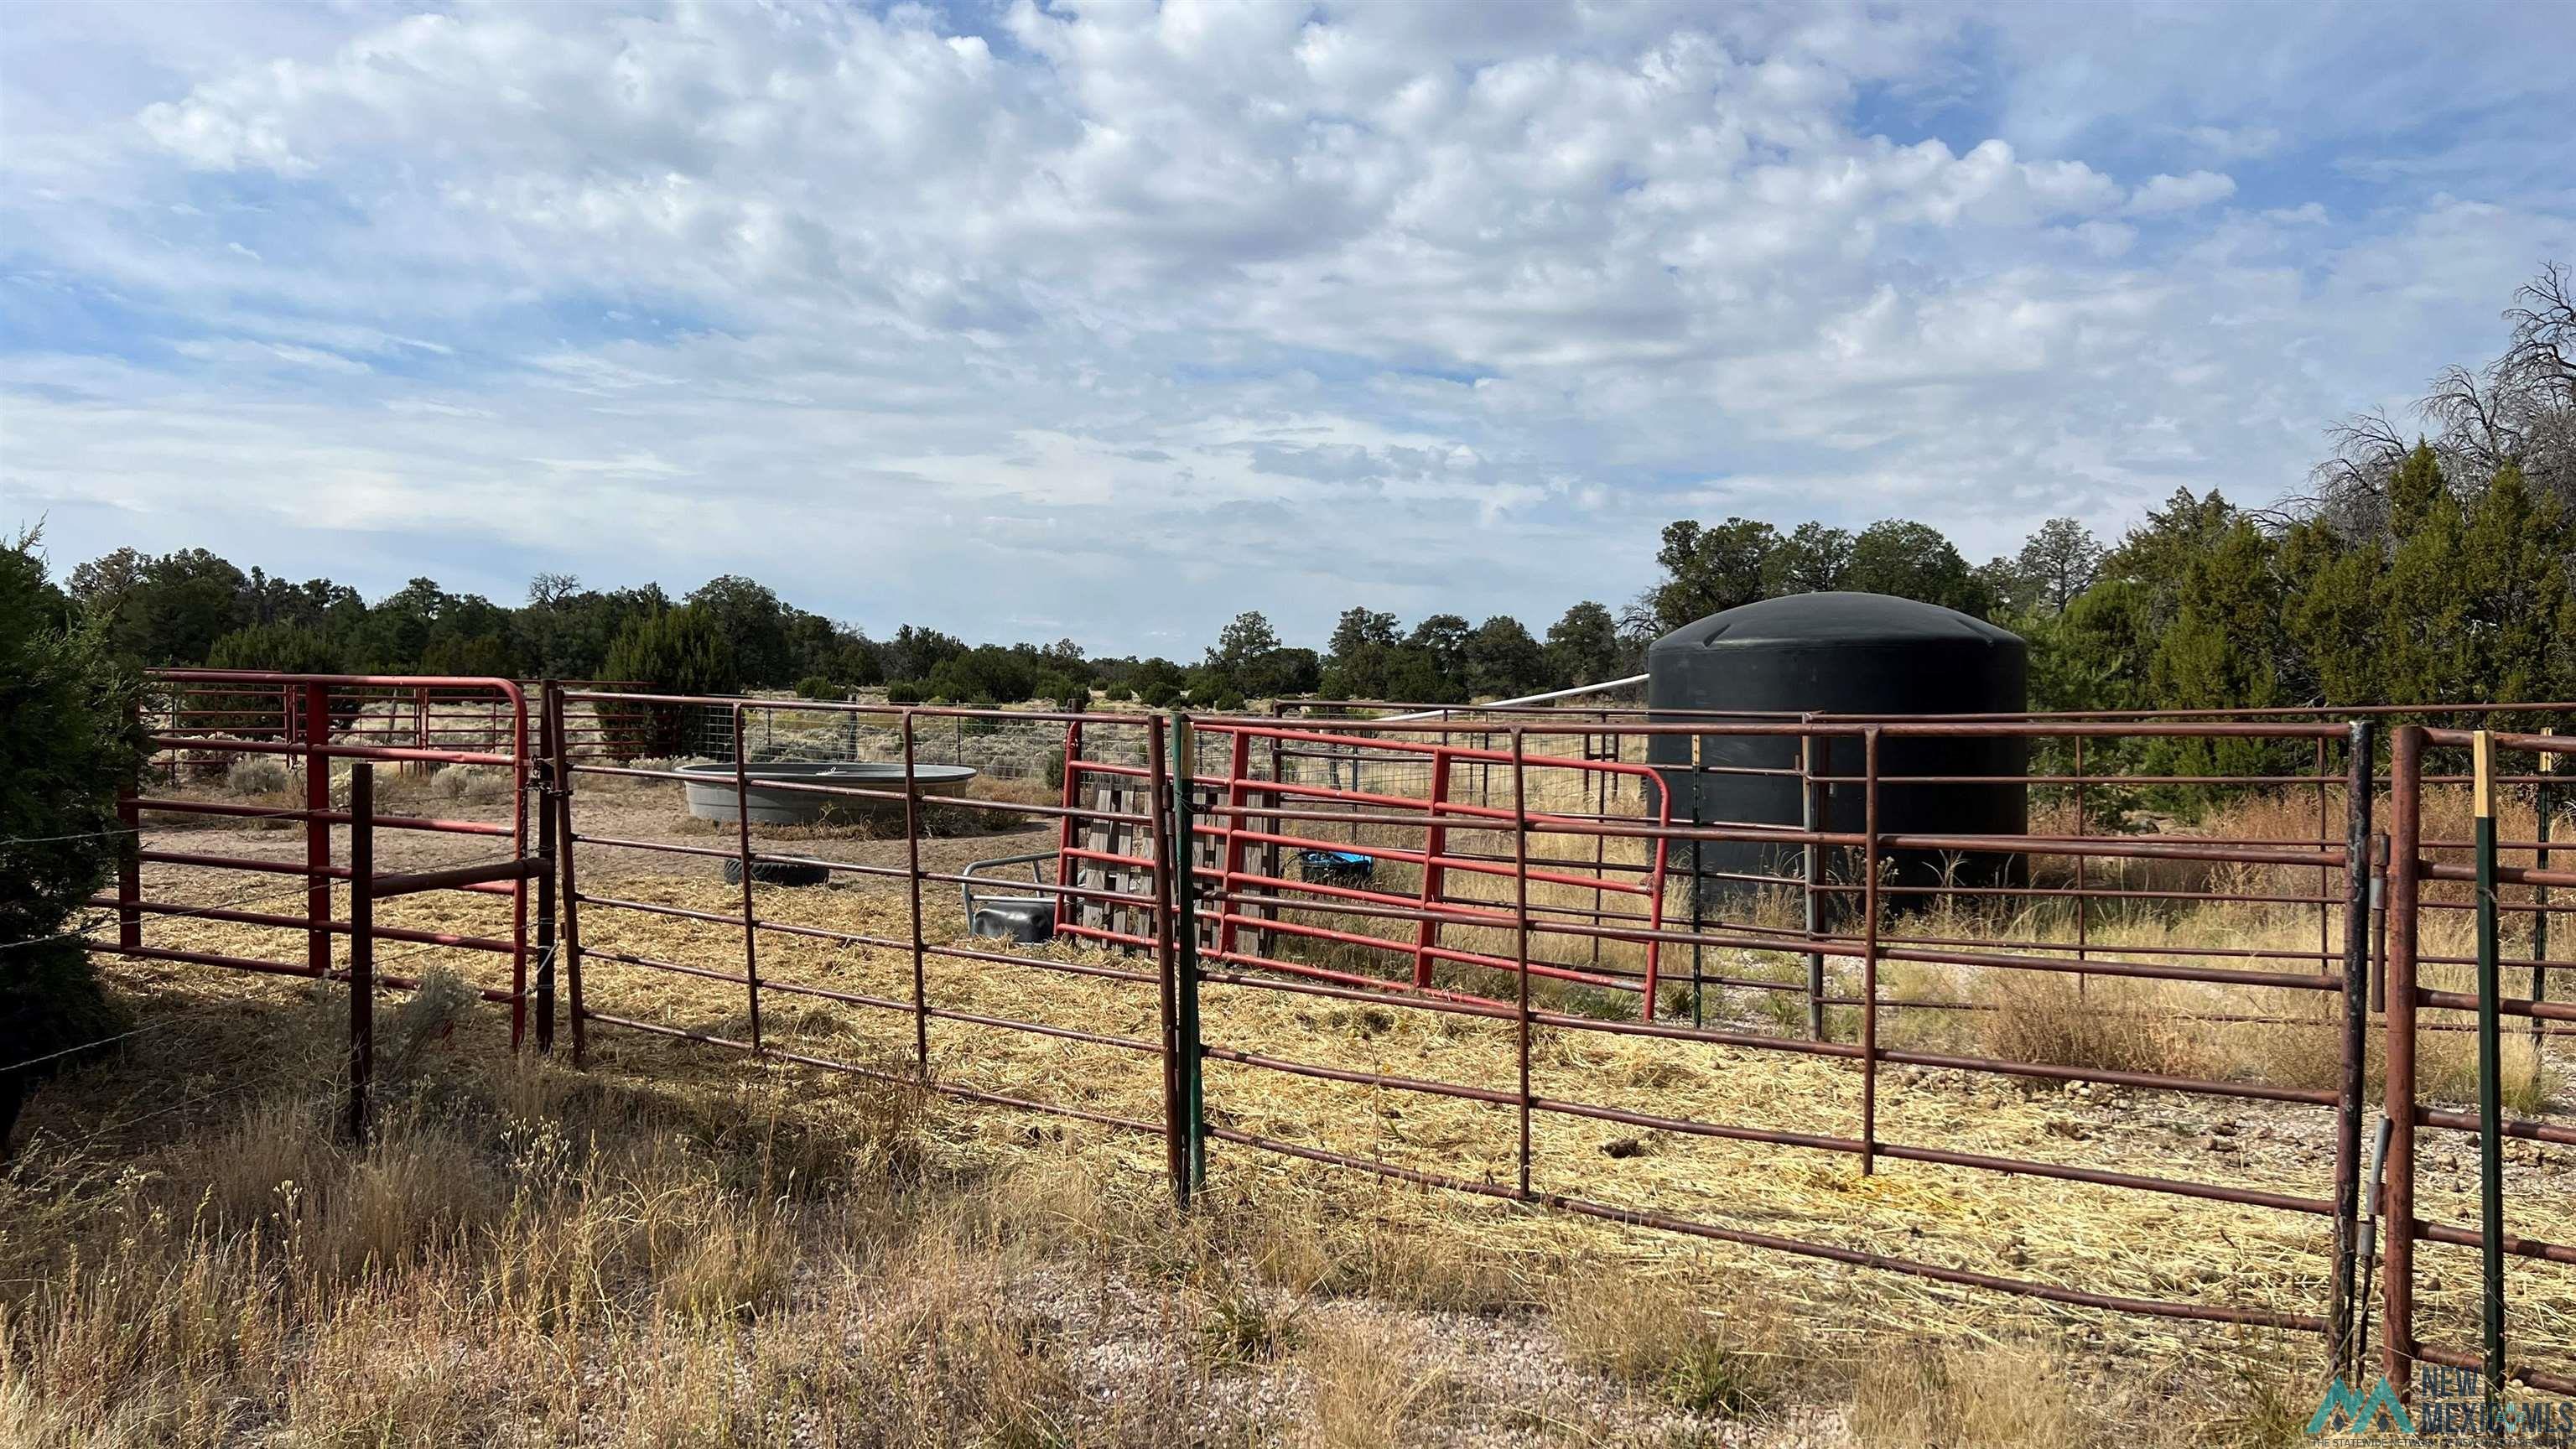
[
  {"xmin": 2301, "ymin": 408, "xmax": 2409, "ymax": 540},
  {"xmin": 2306, "ymin": 262, "xmax": 2576, "ymax": 535}
]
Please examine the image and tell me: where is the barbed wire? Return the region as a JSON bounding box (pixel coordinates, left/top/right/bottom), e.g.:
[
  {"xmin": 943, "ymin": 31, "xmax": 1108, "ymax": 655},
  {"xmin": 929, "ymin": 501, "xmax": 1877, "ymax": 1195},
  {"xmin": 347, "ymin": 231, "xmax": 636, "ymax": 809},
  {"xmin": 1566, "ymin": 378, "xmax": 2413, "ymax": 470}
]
[
  {"xmin": 11, "ymin": 834, "xmax": 352, "ymax": 950},
  {"xmin": 0, "ymin": 1022, "xmax": 170, "ymax": 1076},
  {"xmin": 363, "ymin": 937, "xmax": 487, "ymax": 975},
  {"xmin": 0, "ymin": 823, "xmax": 143, "ymax": 847},
  {"xmin": 0, "ymin": 877, "xmax": 322, "ymax": 957},
  {"xmin": 4, "ymin": 839, "xmax": 524, "ymax": 959},
  {"xmin": 7, "ymin": 919, "xmax": 531, "ymax": 1082},
  {"xmin": 71, "ymin": 1080, "xmax": 335, "ymax": 1145}
]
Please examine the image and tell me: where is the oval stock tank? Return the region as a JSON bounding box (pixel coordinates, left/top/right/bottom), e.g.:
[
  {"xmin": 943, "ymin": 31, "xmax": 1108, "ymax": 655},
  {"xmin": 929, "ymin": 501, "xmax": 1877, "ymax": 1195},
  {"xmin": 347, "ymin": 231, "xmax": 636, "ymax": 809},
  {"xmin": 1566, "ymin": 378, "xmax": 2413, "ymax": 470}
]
[{"xmin": 1644, "ymin": 592, "xmax": 2028, "ymax": 911}]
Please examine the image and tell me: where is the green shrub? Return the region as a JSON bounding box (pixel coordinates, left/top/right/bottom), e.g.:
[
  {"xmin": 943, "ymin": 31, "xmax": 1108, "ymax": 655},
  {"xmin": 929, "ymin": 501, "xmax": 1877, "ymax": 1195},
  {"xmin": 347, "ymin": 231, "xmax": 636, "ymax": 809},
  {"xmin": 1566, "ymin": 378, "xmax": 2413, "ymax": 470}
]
[
  {"xmin": 225, "ymin": 756, "xmax": 292, "ymax": 797},
  {"xmin": 1104, "ymin": 684, "xmax": 1135, "ymax": 703},
  {"xmin": 1137, "ymin": 678, "xmax": 1180, "ymax": 708},
  {"xmin": 202, "ymin": 621, "xmax": 346, "ymax": 739},
  {"xmin": 430, "ymin": 764, "xmax": 509, "ymax": 803},
  {"xmin": 598, "ymin": 606, "xmax": 739, "ymax": 760},
  {"xmin": 925, "ymin": 646, "xmax": 1039, "ymax": 704},
  {"xmin": 419, "ymin": 631, "xmax": 521, "ymax": 678},
  {"xmin": 2, "ymin": 529, "xmax": 140, "ymax": 1154},
  {"xmin": 206, "ymin": 620, "xmax": 340, "ymax": 675},
  {"xmin": 884, "ymin": 681, "xmax": 926, "ymax": 706}
]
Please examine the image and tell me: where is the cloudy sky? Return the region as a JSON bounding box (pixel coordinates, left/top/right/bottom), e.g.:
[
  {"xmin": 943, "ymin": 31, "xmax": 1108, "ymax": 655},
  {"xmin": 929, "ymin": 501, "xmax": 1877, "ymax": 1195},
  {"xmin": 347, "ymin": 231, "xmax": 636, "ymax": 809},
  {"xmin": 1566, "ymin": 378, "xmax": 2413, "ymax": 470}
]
[{"xmin": 3, "ymin": 1, "xmax": 2570, "ymax": 652}]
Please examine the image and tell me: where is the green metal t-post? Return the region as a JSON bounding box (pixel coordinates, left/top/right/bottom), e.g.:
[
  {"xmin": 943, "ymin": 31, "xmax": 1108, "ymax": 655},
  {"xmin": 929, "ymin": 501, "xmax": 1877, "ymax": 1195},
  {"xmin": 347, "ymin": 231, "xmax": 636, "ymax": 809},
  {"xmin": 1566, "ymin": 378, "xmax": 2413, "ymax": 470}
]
[
  {"xmin": 1171, "ymin": 711, "xmax": 1208, "ymax": 1192},
  {"xmin": 2471, "ymin": 731, "xmax": 2506, "ymax": 1404},
  {"xmin": 2537, "ymin": 733, "xmax": 2555, "ymax": 1057},
  {"xmin": 1688, "ymin": 733, "xmax": 1705, "ymax": 1030}
]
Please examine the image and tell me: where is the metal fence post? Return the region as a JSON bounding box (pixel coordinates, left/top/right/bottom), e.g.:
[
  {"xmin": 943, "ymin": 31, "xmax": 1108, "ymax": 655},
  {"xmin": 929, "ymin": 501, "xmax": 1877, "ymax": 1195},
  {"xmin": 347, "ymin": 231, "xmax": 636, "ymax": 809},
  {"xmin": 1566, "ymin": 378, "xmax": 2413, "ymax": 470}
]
[
  {"xmin": 731, "ymin": 703, "xmax": 762, "ymax": 1056},
  {"xmin": 1690, "ymin": 733, "xmax": 1705, "ymax": 1029},
  {"xmin": 1219, "ymin": 732, "xmax": 1253, "ymax": 964},
  {"xmin": 532, "ymin": 683, "xmax": 558, "ymax": 1053},
  {"xmin": 1264, "ymin": 719, "xmax": 1286, "ymax": 932},
  {"xmin": 2074, "ymin": 735, "xmax": 2089, "ymax": 995},
  {"xmin": 2471, "ymin": 730, "xmax": 2506, "ymax": 1401},
  {"xmin": 2538, "ymin": 732, "xmax": 2556, "ymax": 1056},
  {"xmin": 2382, "ymin": 724, "xmax": 2424, "ymax": 1389},
  {"xmin": 2330, "ymin": 719, "xmax": 2375, "ymax": 1374},
  {"xmin": 552, "ymin": 687, "xmax": 588, "ymax": 1067},
  {"xmin": 1172, "ymin": 710, "xmax": 1206, "ymax": 1192},
  {"xmin": 304, "ymin": 681, "xmax": 332, "ymax": 978},
  {"xmin": 117, "ymin": 693, "xmax": 141, "ymax": 953},
  {"xmin": 1411, "ymin": 749, "xmax": 1454, "ymax": 989},
  {"xmin": 345, "ymin": 762, "xmax": 375, "ymax": 1144},
  {"xmin": 1861, "ymin": 728, "xmax": 1880, "ymax": 1176},
  {"xmin": 508, "ymin": 686, "xmax": 531, "ymax": 1050},
  {"xmin": 1145, "ymin": 723, "xmax": 1187, "ymax": 1201},
  {"xmin": 1589, "ymin": 730, "xmax": 1608, "ymax": 972},
  {"xmin": 903, "ymin": 711, "xmax": 928, "ymax": 1078},
  {"xmin": 1056, "ymin": 717, "xmax": 1085, "ymax": 894},
  {"xmin": 1800, "ymin": 721, "xmax": 1825, "ymax": 1041},
  {"xmin": 1512, "ymin": 727, "xmax": 1533, "ymax": 1200}
]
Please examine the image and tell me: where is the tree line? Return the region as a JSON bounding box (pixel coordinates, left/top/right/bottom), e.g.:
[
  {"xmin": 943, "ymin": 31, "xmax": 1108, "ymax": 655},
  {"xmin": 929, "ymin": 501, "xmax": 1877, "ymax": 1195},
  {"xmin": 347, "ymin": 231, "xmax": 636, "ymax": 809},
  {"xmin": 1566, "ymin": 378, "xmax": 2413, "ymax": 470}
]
[{"xmin": 55, "ymin": 546, "xmax": 1642, "ymax": 711}]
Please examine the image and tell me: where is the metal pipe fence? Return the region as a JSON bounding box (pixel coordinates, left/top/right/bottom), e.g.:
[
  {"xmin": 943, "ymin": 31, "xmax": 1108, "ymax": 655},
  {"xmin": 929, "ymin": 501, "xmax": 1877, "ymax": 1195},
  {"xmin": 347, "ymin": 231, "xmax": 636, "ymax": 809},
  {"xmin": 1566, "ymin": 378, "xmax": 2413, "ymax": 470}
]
[
  {"xmin": 555, "ymin": 688, "xmax": 1176, "ymax": 1135},
  {"xmin": 98, "ymin": 670, "xmax": 543, "ymax": 1043},
  {"xmin": 78, "ymin": 677, "xmax": 2574, "ymax": 1399}
]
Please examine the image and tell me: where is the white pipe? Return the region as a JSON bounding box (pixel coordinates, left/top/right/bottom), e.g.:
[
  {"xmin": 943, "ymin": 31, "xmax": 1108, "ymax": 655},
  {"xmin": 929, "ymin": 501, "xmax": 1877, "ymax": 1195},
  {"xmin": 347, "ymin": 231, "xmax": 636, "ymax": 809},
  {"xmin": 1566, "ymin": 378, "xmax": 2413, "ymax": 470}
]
[{"xmin": 1379, "ymin": 673, "xmax": 1648, "ymax": 723}]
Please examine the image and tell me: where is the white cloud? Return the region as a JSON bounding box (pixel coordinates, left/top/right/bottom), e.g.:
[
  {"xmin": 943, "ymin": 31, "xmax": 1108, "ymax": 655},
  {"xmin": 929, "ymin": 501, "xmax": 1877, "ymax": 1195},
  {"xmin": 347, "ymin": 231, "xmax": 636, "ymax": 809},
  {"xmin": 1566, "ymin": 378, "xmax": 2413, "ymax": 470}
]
[
  {"xmin": 2126, "ymin": 170, "xmax": 2238, "ymax": 216},
  {"xmin": 171, "ymin": 340, "xmax": 371, "ymax": 374},
  {"xmin": 2182, "ymin": 124, "xmax": 2280, "ymax": 160},
  {"xmin": 1, "ymin": 0, "xmax": 2569, "ymax": 647}
]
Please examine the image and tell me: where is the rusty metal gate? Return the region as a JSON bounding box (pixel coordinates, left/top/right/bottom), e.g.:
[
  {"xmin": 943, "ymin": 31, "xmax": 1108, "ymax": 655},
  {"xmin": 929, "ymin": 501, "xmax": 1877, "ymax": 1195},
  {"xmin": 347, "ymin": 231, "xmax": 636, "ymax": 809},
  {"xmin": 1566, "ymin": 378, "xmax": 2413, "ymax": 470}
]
[{"xmin": 97, "ymin": 670, "xmax": 547, "ymax": 1040}]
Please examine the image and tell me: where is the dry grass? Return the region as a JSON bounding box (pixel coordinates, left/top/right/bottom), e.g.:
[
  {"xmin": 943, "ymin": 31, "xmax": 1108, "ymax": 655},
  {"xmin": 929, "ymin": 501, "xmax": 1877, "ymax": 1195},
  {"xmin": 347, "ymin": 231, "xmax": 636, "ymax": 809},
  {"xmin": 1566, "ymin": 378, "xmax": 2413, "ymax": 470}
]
[
  {"xmin": 1975, "ymin": 974, "xmax": 2200, "ymax": 1080},
  {"xmin": 1295, "ymin": 1317, "xmax": 1448, "ymax": 1449},
  {"xmin": 105, "ymin": 852, "xmax": 2575, "ymax": 1392},
  {"xmin": 0, "ymin": 1031, "xmax": 1133, "ymax": 1447},
  {"xmin": 1849, "ymin": 1337, "xmax": 2080, "ymax": 1448},
  {"xmin": 45, "ymin": 758, "xmax": 2572, "ymax": 1443},
  {"xmin": 2, "ymin": 979, "xmax": 2355, "ymax": 1447},
  {"xmin": 1550, "ymin": 1268, "xmax": 1798, "ymax": 1418}
]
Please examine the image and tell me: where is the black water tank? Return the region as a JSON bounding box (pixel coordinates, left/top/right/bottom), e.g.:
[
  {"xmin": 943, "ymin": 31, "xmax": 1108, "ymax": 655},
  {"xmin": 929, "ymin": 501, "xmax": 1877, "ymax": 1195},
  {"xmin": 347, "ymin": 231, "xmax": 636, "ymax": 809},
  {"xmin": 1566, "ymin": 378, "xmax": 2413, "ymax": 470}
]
[{"xmin": 1644, "ymin": 592, "xmax": 2027, "ymax": 909}]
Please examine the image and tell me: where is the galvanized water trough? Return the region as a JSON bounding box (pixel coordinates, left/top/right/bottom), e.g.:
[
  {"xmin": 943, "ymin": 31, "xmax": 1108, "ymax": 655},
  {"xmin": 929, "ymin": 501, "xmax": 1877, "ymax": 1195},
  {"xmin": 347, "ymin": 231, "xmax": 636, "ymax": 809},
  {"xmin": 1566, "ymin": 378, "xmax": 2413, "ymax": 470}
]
[{"xmin": 674, "ymin": 761, "xmax": 979, "ymax": 828}]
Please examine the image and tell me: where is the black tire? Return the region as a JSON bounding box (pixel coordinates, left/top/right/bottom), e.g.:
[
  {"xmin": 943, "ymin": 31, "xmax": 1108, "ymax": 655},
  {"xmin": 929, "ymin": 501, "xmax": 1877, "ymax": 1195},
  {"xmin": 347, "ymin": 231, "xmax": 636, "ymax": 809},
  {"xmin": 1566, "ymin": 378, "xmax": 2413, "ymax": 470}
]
[{"xmin": 722, "ymin": 858, "xmax": 833, "ymax": 887}]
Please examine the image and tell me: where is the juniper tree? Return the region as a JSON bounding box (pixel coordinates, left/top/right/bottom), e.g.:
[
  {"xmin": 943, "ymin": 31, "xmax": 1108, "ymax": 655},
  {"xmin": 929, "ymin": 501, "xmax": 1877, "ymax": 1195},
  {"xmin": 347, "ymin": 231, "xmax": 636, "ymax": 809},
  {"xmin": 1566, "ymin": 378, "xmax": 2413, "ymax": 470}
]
[
  {"xmin": 1, "ymin": 529, "xmax": 140, "ymax": 1155},
  {"xmin": 1543, "ymin": 600, "xmax": 1625, "ymax": 687},
  {"xmin": 2142, "ymin": 517, "xmax": 2291, "ymax": 809}
]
